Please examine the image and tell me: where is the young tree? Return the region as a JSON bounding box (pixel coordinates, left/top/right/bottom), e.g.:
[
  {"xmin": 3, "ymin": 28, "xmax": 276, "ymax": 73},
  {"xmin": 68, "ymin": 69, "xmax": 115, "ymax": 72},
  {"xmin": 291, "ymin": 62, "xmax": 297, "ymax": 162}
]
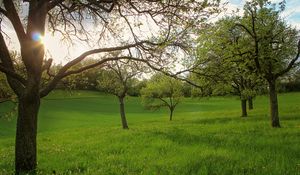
[
  {"xmin": 236, "ymin": 0, "xmax": 300, "ymax": 127},
  {"xmin": 141, "ymin": 73, "xmax": 183, "ymax": 121},
  {"xmin": 97, "ymin": 60, "xmax": 142, "ymax": 129},
  {"xmin": 0, "ymin": 1, "xmax": 220, "ymax": 173}
]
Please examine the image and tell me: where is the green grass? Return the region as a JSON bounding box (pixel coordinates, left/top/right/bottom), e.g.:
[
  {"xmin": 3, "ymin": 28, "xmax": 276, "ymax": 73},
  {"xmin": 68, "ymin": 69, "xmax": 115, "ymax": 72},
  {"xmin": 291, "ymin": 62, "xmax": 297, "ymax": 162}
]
[{"xmin": 0, "ymin": 91, "xmax": 299, "ymax": 175}]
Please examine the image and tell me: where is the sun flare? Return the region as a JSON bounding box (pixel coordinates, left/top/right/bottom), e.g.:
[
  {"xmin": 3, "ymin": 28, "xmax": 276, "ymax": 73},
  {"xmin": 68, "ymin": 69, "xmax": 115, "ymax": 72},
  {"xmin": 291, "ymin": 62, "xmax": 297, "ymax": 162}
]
[
  {"xmin": 31, "ymin": 32, "xmax": 44, "ymax": 44},
  {"xmin": 39, "ymin": 36, "xmax": 45, "ymax": 45}
]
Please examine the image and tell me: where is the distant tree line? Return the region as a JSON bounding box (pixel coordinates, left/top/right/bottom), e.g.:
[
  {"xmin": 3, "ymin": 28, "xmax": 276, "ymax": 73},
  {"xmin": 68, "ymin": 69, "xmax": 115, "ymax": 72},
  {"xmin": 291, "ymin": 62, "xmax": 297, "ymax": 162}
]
[{"xmin": 2, "ymin": 60, "xmax": 299, "ymax": 101}]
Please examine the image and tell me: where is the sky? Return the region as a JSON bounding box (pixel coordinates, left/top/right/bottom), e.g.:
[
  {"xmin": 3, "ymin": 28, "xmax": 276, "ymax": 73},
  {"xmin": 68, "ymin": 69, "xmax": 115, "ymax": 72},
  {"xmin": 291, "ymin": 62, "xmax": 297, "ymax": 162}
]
[
  {"xmin": 224, "ymin": 0, "xmax": 300, "ymax": 28},
  {"xmin": 3, "ymin": 0, "xmax": 300, "ymax": 64},
  {"xmin": 47, "ymin": 0, "xmax": 300, "ymax": 63}
]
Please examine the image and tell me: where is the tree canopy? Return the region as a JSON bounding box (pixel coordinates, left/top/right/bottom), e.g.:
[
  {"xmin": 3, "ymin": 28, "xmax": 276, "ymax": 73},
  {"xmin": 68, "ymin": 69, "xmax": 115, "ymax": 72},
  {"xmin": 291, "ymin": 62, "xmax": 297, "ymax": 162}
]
[
  {"xmin": 141, "ymin": 73, "xmax": 184, "ymax": 121},
  {"xmin": 236, "ymin": 0, "xmax": 300, "ymax": 127}
]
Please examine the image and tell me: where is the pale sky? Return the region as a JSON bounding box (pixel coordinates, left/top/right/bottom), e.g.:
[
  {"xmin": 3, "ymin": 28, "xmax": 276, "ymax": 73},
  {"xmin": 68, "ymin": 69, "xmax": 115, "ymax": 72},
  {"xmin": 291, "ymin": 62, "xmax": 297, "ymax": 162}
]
[
  {"xmin": 4, "ymin": 0, "xmax": 300, "ymax": 64},
  {"xmin": 47, "ymin": 0, "xmax": 300, "ymax": 63},
  {"xmin": 224, "ymin": 0, "xmax": 300, "ymax": 28}
]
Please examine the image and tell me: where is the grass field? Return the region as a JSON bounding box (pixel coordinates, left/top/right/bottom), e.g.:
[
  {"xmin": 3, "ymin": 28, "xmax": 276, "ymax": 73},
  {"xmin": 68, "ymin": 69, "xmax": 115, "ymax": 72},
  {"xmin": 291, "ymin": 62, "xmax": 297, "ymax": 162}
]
[{"xmin": 0, "ymin": 91, "xmax": 299, "ymax": 175}]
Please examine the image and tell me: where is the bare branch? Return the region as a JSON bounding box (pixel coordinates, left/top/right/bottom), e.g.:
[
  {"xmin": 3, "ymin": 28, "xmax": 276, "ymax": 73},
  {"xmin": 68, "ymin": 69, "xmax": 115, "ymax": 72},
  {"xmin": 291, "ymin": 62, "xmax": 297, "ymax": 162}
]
[
  {"xmin": 48, "ymin": 0, "xmax": 64, "ymax": 10},
  {"xmin": 0, "ymin": 32, "xmax": 25, "ymax": 96},
  {"xmin": 59, "ymin": 40, "xmax": 151, "ymax": 73},
  {"xmin": 40, "ymin": 55, "xmax": 135, "ymax": 97},
  {"xmin": 3, "ymin": 0, "xmax": 26, "ymax": 45},
  {"xmin": 0, "ymin": 7, "xmax": 8, "ymax": 17}
]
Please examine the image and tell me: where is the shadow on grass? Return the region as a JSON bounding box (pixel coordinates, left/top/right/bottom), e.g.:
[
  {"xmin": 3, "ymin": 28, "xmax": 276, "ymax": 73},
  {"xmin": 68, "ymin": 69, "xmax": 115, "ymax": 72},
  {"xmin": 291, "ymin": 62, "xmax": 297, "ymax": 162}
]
[
  {"xmin": 145, "ymin": 126, "xmax": 299, "ymax": 174},
  {"xmin": 147, "ymin": 126, "xmax": 300, "ymax": 156},
  {"xmin": 181, "ymin": 112, "xmax": 300, "ymax": 127}
]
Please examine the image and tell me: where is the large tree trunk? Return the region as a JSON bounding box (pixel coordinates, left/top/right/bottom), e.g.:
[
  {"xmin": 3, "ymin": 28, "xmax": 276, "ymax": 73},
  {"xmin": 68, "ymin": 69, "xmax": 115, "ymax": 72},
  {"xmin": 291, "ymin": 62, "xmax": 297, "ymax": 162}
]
[
  {"xmin": 15, "ymin": 93, "xmax": 40, "ymax": 174},
  {"xmin": 248, "ymin": 97, "xmax": 253, "ymax": 110},
  {"xmin": 241, "ymin": 99, "xmax": 247, "ymax": 117},
  {"xmin": 118, "ymin": 97, "xmax": 129, "ymax": 129},
  {"xmin": 268, "ymin": 80, "xmax": 280, "ymax": 127}
]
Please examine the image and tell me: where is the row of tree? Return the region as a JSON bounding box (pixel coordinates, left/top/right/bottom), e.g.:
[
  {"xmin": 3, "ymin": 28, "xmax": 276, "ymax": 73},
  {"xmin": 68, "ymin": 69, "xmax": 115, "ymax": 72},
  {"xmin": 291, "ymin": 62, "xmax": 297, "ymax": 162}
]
[
  {"xmin": 1, "ymin": 54, "xmax": 299, "ymax": 124},
  {"xmin": 188, "ymin": 0, "xmax": 300, "ymax": 127},
  {"xmin": 0, "ymin": 0, "xmax": 299, "ymax": 174}
]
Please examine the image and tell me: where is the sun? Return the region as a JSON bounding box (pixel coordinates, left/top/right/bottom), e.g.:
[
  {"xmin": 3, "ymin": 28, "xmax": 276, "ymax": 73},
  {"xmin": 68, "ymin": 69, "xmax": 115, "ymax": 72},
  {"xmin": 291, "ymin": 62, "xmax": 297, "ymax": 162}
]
[{"xmin": 29, "ymin": 31, "xmax": 92, "ymax": 63}]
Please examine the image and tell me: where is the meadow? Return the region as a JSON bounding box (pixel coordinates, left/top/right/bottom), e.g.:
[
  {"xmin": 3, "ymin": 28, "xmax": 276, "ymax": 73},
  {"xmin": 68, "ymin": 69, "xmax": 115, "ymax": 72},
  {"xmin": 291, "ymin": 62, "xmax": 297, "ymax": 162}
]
[{"xmin": 0, "ymin": 91, "xmax": 299, "ymax": 175}]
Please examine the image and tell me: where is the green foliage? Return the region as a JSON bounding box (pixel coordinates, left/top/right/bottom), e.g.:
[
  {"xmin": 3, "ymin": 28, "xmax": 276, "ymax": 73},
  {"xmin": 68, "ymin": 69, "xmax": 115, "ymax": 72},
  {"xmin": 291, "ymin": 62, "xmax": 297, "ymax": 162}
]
[
  {"xmin": 193, "ymin": 16, "xmax": 264, "ymax": 99},
  {"xmin": 0, "ymin": 91, "xmax": 299, "ymax": 174},
  {"xmin": 0, "ymin": 73, "xmax": 17, "ymax": 120},
  {"xmin": 97, "ymin": 69, "xmax": 127, "ymax": 97},
  {"xmin": 0, "ymin": 73, "xmax": 12, "ymax": 100},
  {"xmin": 182, "ymin": 82, "xmax": 192, "ymax": 97},
  {"xmin": 56, "ymin": 59, "xmax": 102, "ymax": 91},
  {"xmin": 96, "ymin": 61, "xmax": 142, "ymax": 98},
  {"xmin": 127, "ymin": 79, "xmax": 147, "ymax": 97},
  {"xmin": 141, "ymin": 73, "xmax": 184, "ymax": 111},
  {"xmin": 192, "ymin": 0, "xmax": 299, "ymax": 101},
  {"xmin": 240, "ymin": 0, "xmax": 299, "ymax": 78}
]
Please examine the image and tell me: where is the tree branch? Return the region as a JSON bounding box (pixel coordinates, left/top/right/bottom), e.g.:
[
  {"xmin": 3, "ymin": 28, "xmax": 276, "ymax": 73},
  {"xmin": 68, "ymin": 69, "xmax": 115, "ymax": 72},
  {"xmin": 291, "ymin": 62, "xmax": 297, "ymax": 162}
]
[
  {"xmin": 0, "ymin": 32, "xmax": 24, "ymax": 96},
  {"xmin": 3, "ymin": 0, "xmax": 26, "ymax": 45},
  {"xmin": 57, "ymin": 40, "xmax": 151, "ymax": 75},
  {"xmin": 234, "ymin": 23, "xmax": 254, "ymax": 38},
  {"xmin": 0, "ymin": 65, "xmax": 26, "ymax": 84},
  {"xmin": 158, "ymin": 97, "xmax": 170, "ymax": 107},
  {"xmin": 0, "ymin": 7, "xmax": 8, "ymax": 17},
  {"xmin": 40, "ymin": 56, "xmax": 135, "ymax": 97},
  {"xmin": 275, "ymin": 39, "xmax": 300, "ymax": 78},
  {"xmin": 48, "ymin": 0, "xmax": 64, "ymax": 10}
]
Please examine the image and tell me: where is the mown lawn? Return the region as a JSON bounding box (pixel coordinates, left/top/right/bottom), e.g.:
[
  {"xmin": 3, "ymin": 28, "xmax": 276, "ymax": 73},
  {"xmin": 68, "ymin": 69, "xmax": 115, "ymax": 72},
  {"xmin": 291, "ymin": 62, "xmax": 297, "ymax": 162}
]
[{"xmin": 0, "ymin": 91, "xmax": 299, "ymax": 175}]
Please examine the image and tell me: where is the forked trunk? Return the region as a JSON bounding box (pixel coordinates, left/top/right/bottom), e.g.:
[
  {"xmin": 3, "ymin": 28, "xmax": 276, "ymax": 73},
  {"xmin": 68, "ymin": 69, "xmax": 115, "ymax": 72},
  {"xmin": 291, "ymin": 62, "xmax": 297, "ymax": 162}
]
[
  {"xmin": 268, "ymin": 80, "xmax": 280, "ymax": 127},
  {"xmin": 241, "ymin": 99, "xmax": 247, "ymax": 117},
  {"xmin": 15, "ymin": 94, "xmax": 40, "ymax": 174},
  {"xmin": 248, "ymin": 97, "xmax": 253, "ymax": 110},
  {"xmin": 118, "ymin": 97, "xmax": 129, "ymax": 129}
]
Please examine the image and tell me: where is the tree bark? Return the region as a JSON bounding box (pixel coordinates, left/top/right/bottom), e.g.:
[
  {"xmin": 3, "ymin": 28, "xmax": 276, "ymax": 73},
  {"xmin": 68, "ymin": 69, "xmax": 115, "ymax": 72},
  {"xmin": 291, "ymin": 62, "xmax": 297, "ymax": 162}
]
[
  {"xmin": 169, "ymin": 107, "xmax": 174, "ymax": 121},
  {"xmin": 118, "ymin": 97, "xmax": 129, "ymax": 129},
  {"xmin": 248, "ymin": 97, "xmax": 253, "ymax": 110},
  {"xmin": 241, "ymin": 99, "xmax": 247, "ymax": 117},
  {"xmin": 268, "ymin": 80, "xmax": 280, "ymax": 127},
  {"xmin": 15, "ymin": 94, "xmax": 40, "ymax": 174}
]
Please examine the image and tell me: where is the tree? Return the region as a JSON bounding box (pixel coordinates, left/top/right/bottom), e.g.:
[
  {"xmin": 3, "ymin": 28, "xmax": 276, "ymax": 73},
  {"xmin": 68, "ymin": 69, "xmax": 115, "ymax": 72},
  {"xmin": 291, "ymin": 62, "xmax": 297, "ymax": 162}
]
[
  {"xmin": 192, "ymin": 17, "xmax": 264, "ymax": 117},
  {"xmin": 141, "ymin": 73, "xmax": 183, "ymax": 121},
  {"xmin": 96, "ymin": 60, "xmax": 142, "ymax": 129},
  {"xmin": 127, "ymin": 78, "xmax": 147, "ymax": 97},
  {"xmin": 236, "ymin": 0, "xmax": 300, "ymax": 127},
  {"xmin": 0, "ymin": 1, "xmax": 220, "ymax": 173}
]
